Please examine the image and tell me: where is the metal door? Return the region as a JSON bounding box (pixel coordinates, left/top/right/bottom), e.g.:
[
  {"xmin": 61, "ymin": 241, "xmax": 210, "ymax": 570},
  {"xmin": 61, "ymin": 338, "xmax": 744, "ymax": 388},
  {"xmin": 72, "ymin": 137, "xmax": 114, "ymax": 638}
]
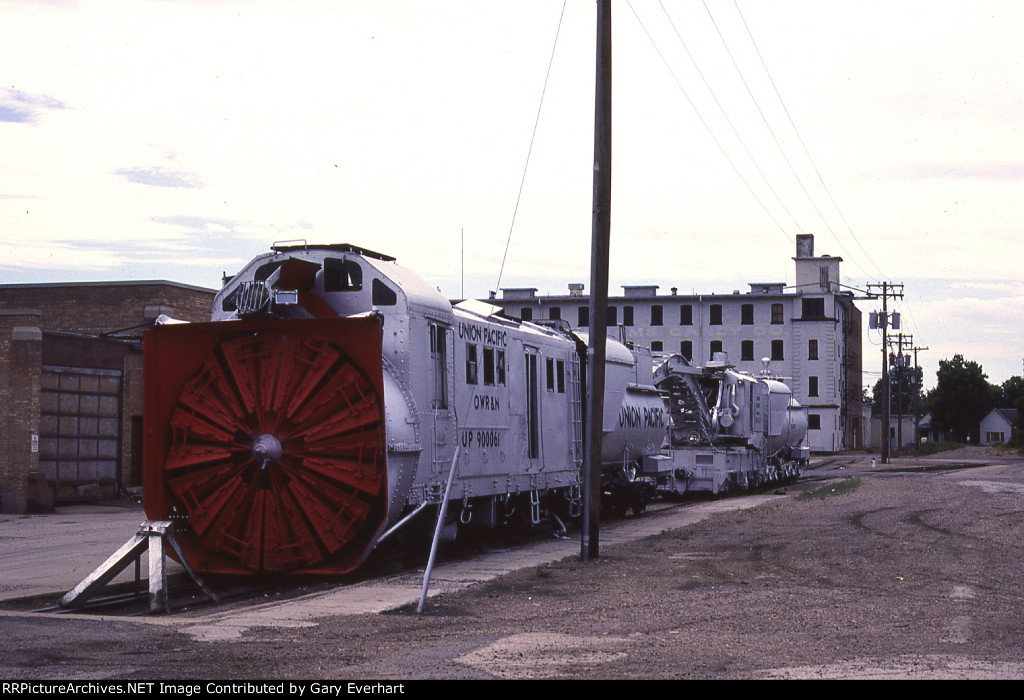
[{"xmin": 38, "ymin": 366, "xmax": 122, "ymax": 501}]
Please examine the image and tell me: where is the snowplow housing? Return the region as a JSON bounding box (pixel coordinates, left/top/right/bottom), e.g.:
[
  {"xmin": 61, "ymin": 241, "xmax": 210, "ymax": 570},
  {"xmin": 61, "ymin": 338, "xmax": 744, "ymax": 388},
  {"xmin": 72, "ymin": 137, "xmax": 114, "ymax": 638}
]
[{"xmin": 143, "ymin": 316, "xmax": 386, "ymax": 575}]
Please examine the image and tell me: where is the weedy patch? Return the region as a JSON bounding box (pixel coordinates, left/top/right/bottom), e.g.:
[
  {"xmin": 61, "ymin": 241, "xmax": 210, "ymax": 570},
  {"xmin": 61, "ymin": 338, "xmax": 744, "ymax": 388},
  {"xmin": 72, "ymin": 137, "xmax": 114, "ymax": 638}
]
[
  {"xmin": 536, "ymin": 566, "xmax": 553, "ymax": 579},
  {"xmin": 797, "ymin": 478, "xmax": 863, "ymax": 501},
  {"xmin": 917, "ymin": 440, "xmax": 964, "ymax": 456}
]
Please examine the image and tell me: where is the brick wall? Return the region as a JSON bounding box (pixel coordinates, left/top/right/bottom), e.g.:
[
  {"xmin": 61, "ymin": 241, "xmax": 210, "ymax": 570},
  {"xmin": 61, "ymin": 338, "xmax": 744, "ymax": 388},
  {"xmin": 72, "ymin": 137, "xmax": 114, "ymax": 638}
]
[
  {"xmin": 0, "ymin": 311, "xmax": 42, "ymax": 512},
  {"xmin": 0, "ymin": 281, "xmax": 216, "ymax": 337},
  {"xmin": 0, "ymin": 282, "xmax": 216, "ymax": 510}
]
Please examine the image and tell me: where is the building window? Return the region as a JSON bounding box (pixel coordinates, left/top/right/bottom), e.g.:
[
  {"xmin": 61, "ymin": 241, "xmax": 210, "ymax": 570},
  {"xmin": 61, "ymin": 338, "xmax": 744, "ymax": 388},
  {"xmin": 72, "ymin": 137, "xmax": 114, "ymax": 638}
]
[
  {"xmin": 808, "ymin": 376, "xmax": 819, "ymax": 397},
  {"xmin": 680, "ymin": 304, "xmax": 692, "ymax": 325},
  {"xmin": 741, "ymin": 340, "xmax": 754, "ymax": 361},
  {"xmin": 651, "ymin": 340, "xmax": 663, "ymax": 352},
  {"xmin": 808, "ymin": 414, "xmax": 821, "ymax": 430},
  {"xmin": 680, "ymin": 341, "xmax": 692, "ymax": 361},
  {"xmin": 987, "ymin": 432, "xmax": 1005, "ymax": 443},
  {"xmin": 578, "ymin": 306, "xmax": 589, "ymax": 328},
  {"xmin": 741, "ymin": 304, "xmax": 754, "ymax": 325},
  {"xmin": 709, "ymin": 304, "xmax": 722, "ymax": 325},
  {"xmin": 651, "ymin": 305, "xmax": 663, "ymax": 326},
  {"xmin": 608, "ymin": 306, "xmax": 617, "ymax": 325},
  {"xmin": 521, "ymin": 307, "xmax": 533, "ymax": 322},
  {"xmin": 808, "ymin": 338, "xmax": 819, "ymax": 360},
  {"xmin": 820, "ymin": 266, "xmax": 830, "ymax": 291},
  {"xmin": 802, "ymin": 298, "xmax": 825, "ymax": 319},
  {"xmin": 623, "ymin": 306, "xmax": 634, "ymax": 326},
  {"xmin": 771, "ymin": 303, "xmax": 784, "ymax": 324},
  {"xmin": 549, "ymin": 306, "xmax": 561, "ymax": 321},
  {"xmin": 771, "ymin": 339, "xmax": 784, "ymax": 361},
  {"xmin": 710, "ymin": 340, "xmax": 723, "ymax": 357},
  {"xmin": 466, "ymin": 343, "xmax": 478, "ymax": 385}
]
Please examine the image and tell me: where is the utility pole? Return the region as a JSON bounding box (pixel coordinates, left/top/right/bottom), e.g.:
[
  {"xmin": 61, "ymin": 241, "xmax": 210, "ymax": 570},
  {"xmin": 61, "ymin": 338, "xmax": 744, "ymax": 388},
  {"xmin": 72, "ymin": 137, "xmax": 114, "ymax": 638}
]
[
  {"xmin": 583, "ymin": 0, "xmax": 611, "ymax": 562},
  {"xmin": 910, "ymin": 344, "xmax": 929, "ymax": 451},
  {"xmin": 888, "ymin": 333, "xmax": 912, "ymax": 453},
  {"xmin": 867, "ymin": 283, "xmax": 904, "ymax": 463}
]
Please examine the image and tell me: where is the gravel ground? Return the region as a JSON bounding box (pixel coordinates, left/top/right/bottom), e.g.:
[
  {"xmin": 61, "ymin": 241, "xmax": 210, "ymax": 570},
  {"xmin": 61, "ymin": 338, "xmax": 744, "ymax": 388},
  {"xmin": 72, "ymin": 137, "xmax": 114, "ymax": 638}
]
[{"xmin": 2, "ymin": 448, "xmax": 1023, "ymax": 680}]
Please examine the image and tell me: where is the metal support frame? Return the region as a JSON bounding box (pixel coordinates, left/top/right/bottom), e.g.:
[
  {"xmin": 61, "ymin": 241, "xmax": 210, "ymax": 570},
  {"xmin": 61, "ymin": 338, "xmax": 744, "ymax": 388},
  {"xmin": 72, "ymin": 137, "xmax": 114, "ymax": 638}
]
[
  {"xmin": 418, "ymin": 447, "xmax": 460, "ymax": 614},
  {"xmin": 60, "ymin": 520, "xmax": 218, "ymax": 614}
]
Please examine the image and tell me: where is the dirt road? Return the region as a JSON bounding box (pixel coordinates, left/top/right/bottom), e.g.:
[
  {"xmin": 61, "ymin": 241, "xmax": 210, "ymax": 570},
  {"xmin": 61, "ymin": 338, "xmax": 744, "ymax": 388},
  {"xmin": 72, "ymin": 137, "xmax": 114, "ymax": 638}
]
[{"xmin": 2, "ymin": 449, "xmax": 1023, "ymax": 679}]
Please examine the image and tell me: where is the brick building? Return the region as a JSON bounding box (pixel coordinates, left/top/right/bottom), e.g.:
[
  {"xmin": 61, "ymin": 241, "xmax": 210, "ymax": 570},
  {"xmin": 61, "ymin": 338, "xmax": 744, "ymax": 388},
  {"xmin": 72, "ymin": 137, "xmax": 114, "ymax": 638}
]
[
  {"xmin": 494, "ymin": 234, "xmax": 863, "ymax": 453},
  {"xmin": 0, "ymin": 281, "xmax": 215, "ymax": 511}
]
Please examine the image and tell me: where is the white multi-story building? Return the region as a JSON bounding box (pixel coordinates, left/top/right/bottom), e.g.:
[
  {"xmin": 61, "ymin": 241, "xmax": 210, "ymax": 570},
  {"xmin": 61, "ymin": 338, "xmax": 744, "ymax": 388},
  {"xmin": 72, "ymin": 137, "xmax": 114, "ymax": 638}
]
[{"xmin": 493, "ymin": 234, "xmax": 863, "ymax": 453}]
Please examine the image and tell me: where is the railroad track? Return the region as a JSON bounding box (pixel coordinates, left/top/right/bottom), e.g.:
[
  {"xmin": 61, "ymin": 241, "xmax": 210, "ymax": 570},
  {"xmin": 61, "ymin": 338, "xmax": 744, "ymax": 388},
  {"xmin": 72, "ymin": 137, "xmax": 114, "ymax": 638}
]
[{"xmin": 29, "ymin": 475, "xmax": 826, "ymax": 618}]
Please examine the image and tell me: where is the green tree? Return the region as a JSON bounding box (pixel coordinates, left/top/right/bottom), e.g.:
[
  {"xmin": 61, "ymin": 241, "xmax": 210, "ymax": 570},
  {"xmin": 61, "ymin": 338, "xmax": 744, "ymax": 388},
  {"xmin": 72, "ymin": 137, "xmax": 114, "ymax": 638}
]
[
  {"xmin": 1003, "ymin": 377, "xmax": 1024, "ymax": 445},
  {"xmin": 871, "ymin": 363, "xmax": 923, "ymax": 416},
  {"xmin": 999, "ymin": 375, "xmax": 1024, "ymax": 408},
  {"xmin": 929, "ymin": 355, "xmax": 999, "ymax": 442}
]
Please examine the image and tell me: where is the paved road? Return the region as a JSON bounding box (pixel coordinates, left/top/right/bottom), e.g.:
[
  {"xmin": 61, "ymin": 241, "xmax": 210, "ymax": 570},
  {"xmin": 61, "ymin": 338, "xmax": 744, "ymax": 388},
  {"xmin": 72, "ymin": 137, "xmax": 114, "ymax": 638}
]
[{"xmin": 0, "ymin": 502, "xmax": 175, "ymax": 599}]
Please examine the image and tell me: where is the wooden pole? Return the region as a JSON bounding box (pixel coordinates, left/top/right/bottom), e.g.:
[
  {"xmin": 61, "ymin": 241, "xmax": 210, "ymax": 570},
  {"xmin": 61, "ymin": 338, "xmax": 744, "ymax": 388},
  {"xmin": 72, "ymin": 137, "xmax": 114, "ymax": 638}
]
[
  {"xmin": 583, "ymin": 0, "xmax": 612, "ymax": 561},
  {"xmin": 882, "ymin": 282, "xmax": 890, "ymax": 464}
]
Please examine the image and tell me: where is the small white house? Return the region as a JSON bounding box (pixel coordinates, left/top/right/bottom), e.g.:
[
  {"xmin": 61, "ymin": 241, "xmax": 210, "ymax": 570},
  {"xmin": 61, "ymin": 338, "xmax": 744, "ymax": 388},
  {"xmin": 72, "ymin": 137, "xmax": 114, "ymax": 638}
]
[{"xmin": 979, "ymin": 408, "xmax": 1018, "ymax": 445}]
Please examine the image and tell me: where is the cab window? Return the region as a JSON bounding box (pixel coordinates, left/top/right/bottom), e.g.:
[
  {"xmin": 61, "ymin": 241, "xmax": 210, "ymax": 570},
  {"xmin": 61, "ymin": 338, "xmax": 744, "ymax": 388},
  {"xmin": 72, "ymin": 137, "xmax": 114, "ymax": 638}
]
[{"xmin": 324, "ymin": 258, "xmax": 362, "ymax": 292}]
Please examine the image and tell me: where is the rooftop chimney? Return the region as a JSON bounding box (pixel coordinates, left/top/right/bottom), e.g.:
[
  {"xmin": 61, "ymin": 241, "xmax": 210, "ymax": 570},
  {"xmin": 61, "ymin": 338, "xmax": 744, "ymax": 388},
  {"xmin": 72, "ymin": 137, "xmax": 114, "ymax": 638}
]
[{"xmin": 796, "ymin": 233, "xmax": 814, "ymax": 258}]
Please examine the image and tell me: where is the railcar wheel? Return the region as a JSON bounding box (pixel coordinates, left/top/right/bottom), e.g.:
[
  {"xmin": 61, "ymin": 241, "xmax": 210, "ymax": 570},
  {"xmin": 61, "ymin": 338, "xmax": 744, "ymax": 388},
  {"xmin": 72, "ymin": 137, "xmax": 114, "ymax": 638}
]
[{"xmin": 628, "ymin": 483, "xmax": 648, "ymax": 516}]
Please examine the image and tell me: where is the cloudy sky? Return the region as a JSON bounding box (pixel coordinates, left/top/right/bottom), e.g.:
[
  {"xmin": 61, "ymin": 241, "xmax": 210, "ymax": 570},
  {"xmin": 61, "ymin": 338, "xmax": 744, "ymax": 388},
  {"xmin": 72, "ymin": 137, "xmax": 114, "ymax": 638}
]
[{"xmin": 1, "ymin": 0, "xmax": 1022, "ymax": 390}]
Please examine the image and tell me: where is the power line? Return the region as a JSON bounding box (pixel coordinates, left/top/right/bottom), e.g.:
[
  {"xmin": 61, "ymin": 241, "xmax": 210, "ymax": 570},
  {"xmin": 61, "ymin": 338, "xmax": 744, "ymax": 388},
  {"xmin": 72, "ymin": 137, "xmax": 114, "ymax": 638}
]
[
  {"xmin": 625, "ymin": 0, "xmax": 792, "ymax": 242},
  {"xmin": 493, "ymin": 0, "xmax": 568, "ymax": 297},
  {"xmin": 731, "ymin": 0, "xmax": 888, "ymax": 280},
  {"xmin": 721, "ymin": 3, "xmax": 927, "ymax": 360},
  {"xmin": 655, "ymin": 1, "xmax": 805, "ymax": 235},
  {"xmin": 698, "ymin": 0, "xmax": 877, "ymax": 281}
]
